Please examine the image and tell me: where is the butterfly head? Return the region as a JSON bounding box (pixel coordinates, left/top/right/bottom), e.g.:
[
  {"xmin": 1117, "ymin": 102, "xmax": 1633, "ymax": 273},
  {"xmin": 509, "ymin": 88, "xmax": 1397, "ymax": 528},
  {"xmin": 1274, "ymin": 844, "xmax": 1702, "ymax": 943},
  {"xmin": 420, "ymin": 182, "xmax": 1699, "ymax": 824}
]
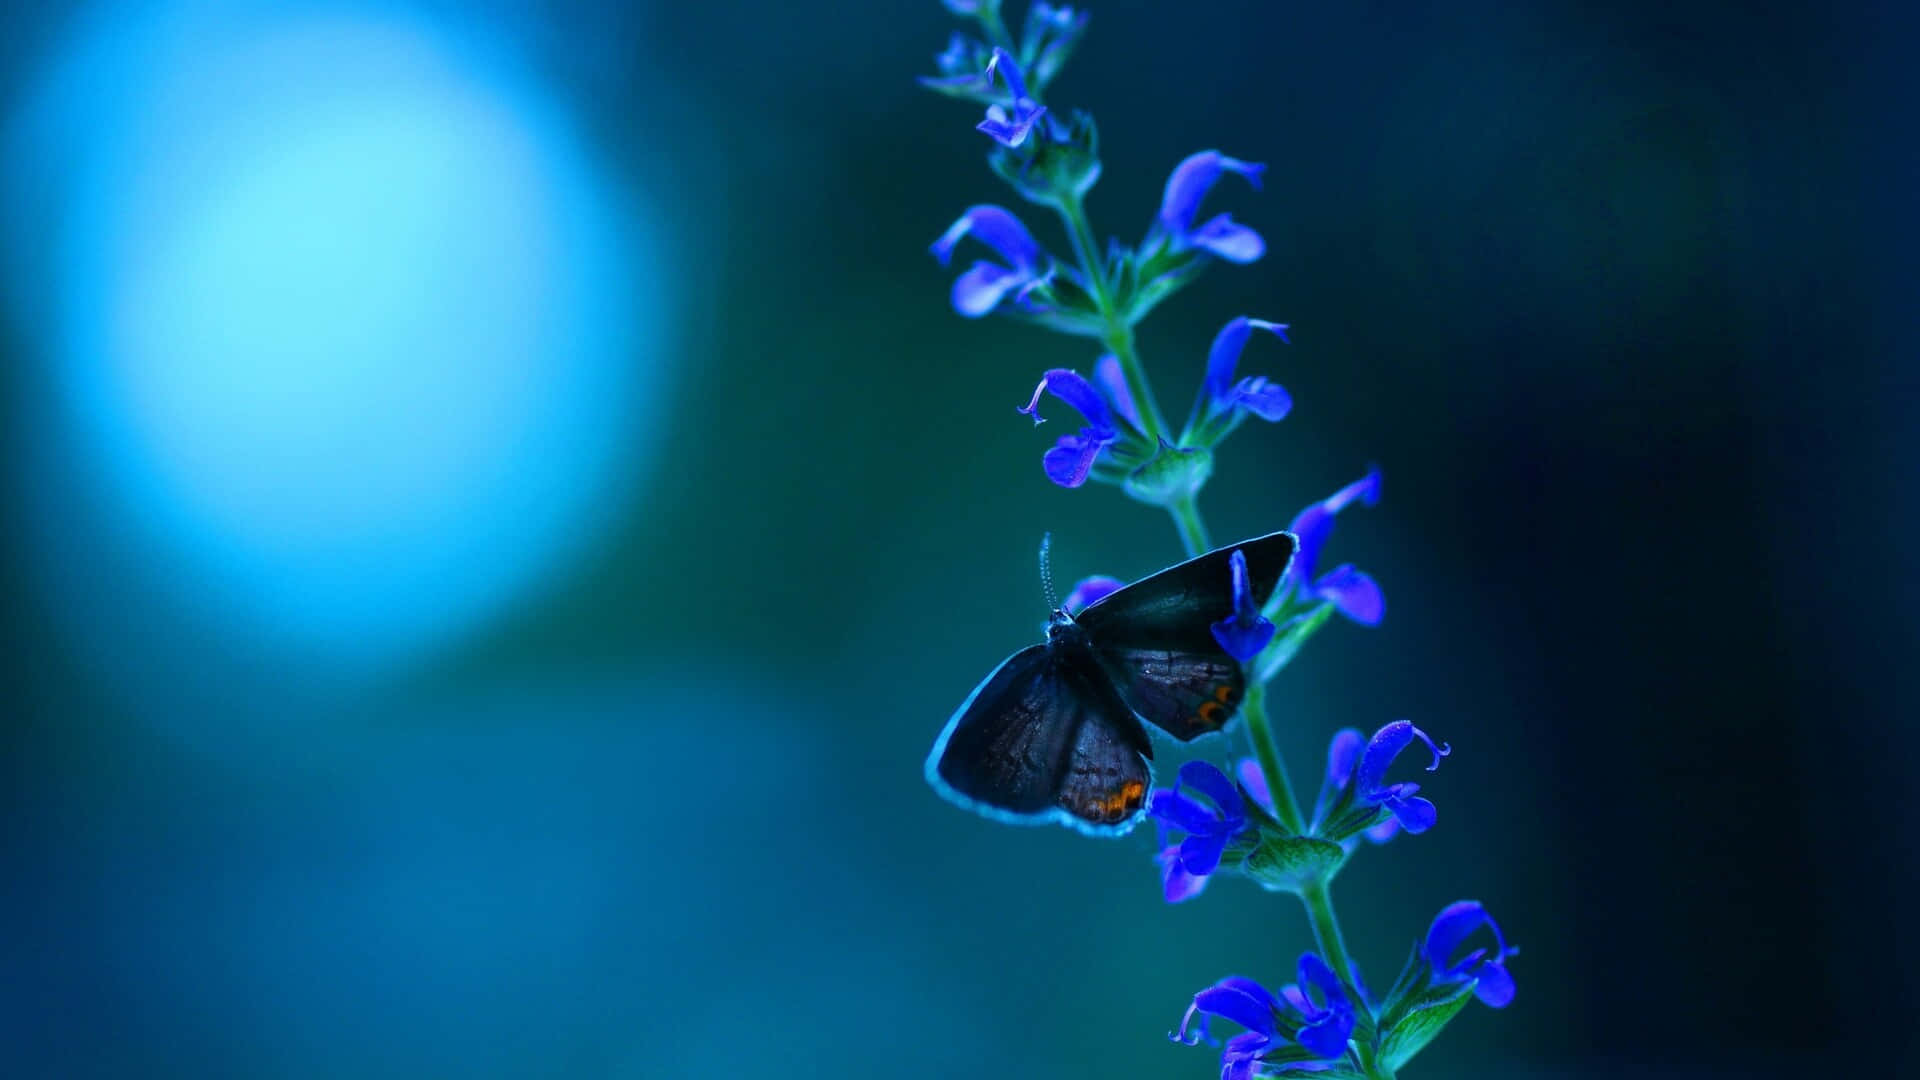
[{"xmin": 1045, "ymin": 607, "xmax": 1083, "ymax": 643}]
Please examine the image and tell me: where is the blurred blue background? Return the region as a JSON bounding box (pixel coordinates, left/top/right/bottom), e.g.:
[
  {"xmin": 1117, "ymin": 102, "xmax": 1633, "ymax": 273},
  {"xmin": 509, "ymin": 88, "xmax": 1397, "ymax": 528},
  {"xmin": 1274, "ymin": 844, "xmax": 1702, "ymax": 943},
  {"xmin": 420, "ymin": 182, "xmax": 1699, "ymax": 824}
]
[{"xmin": 2, "ymin": 0, "xmax": 1913, "ymax": 1077}]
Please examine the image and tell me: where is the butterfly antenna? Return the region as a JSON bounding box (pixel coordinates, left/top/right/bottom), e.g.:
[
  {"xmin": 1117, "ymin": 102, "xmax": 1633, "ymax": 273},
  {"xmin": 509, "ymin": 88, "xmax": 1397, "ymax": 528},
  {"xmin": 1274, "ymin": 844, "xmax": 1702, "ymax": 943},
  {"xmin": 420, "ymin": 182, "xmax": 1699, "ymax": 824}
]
[{"xmin": 1038, "ymin": 532, "xmax": 1059, "ymax": 610}]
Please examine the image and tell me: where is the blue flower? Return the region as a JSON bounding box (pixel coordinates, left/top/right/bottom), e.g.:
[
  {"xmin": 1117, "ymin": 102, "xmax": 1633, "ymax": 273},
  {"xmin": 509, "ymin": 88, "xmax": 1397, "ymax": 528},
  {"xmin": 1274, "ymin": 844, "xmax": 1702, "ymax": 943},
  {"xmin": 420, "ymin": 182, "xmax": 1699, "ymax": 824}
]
[
  {"xmin": 1286, "ymin": 469, "xmax": 1385, "ymax": 625},
  {"xmin": 1211, "ymin": 548, "xmax": 1277, "ymax": 660},
  {"xmin": 1313, "ymin": 729, "xmax": 1402, "ymax": 845},
  {"xmin": 1153, "ymin": 151, "xmax": 1267, "ymax": 263},
  {"xmin": 1355, "ymin": 720, "xmax": 1450, "ymax": 833},
  {"xmin": 1016, "ymin": 368, "xmax": 1119, "ymax": 488},
  {"xmin": 1422, "ymin": 900, "xmax": 1519, "ymax": 1008},
  {"xmin": 977, "ymin": 48, "xmax": 1048, "ymax": 148},
  {"xmin": 1062, "ymin": 574, "xmax": 1123, "ymax": 614},
  {"xmin": 1192, "ymin": 316, "xmax": 1292, "ymax": 439},
  {"xmin": 1311, "ymin": 720, "xmax": 1450, "ymax": 840},
  {"xmin": 1148, "ymin": 761, "xmax": 1255, "ymax": 903},
  {"xmin": 931, "ymin": 205, "xmax": 1052, "ymax": 317},
  {"xmin": 1173, "ymin": 956, "xmax": 1357, "ymax": 1075}
]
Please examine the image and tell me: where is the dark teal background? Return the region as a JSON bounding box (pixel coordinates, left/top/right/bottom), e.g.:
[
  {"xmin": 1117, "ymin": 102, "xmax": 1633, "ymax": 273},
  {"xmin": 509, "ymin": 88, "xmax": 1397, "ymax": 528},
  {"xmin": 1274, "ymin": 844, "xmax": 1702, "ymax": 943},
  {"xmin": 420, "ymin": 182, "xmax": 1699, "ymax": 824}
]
[{"xmin": 4, "ymin": 1, "xmax": 1915, "ymax": 1077}]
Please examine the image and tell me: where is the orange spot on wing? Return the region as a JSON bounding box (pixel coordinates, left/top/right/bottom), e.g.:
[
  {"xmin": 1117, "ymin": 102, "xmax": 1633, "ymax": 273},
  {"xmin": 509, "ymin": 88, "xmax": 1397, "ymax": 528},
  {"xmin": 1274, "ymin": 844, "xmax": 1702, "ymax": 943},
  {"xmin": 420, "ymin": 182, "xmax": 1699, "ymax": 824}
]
[
  {"xmin": 1197, "ymin": 700, "xmax": 1224, "ymax": 727},
  {"xmin": 1213, "ymin": 684, "xmax": 1236, "ymax": 704},
  {"xmin": 1093, "ymin": 779, "xmax": 1147, "ymax": 818}
]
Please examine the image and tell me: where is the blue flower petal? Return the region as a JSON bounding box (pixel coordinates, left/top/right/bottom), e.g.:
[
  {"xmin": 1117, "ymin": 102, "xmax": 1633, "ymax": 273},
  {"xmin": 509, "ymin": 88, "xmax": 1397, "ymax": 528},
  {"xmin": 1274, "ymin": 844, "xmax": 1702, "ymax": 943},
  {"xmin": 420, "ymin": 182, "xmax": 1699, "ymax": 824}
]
[
  {"xmin": 1209, "ymin": 549, "xmax": 1277, "ymax": 660},
  {"xmin": 1176, "ymin": 759, "xmax": 1245, "ymax": 820},
  {"xmin": 1190, "ymin": 212, "xmax": 1266, "ymax": 263},
  {"xmin": 1474, "ymin": 959, "xmax": 1517, "ymax": 1008},
  {"xmin": 1313, "ymin": 564, "xmax": 1384, "ymax": 625},
  {"xmin": 952, "ymin": 261, "xmax": 1027, "ymax": 317},
  {"xmin": 1178, "ymin": 831, "xmax": 1230, "ymax": 876},
  {"xmin": 1149, "ymin": 789, "xmax": 1221, "ymax": 835},
  {"xmin": 1063, "ymin": 574, "xmax": 1124, "ymax": 614},
  {"xmin": 1042, "ymin": 429, "xmax": 1112, "ymax": 487},
  {"xmin": 1093, "ymin": 354, "xmax": 1140, "ymax": 429},
  {"xmin": 1298, "ymin": 952, "xmax": 1345, "ymax": 1005},
  {"xmin": 1211, "ymin": 613, "xmax": 1275, "ymax": 660},
  {"xmin": 1385, "ymin": 790, "xmax": 1437, "ymax": 833},
  {"xmin": 1324, "ymin": 728, "xmax": 1364, "ymax": 788},
  {"xmin": 931, "ymin": 204, "xmax": 1043, "ymax": 271},
  {"xmin": 1158, "ymin": 151, "xmax": 1266, "ymax": 234},
  {"xmin": 1229, "ymin": 375, "xmax": 1292, "ymax": 421},
  {"xmin": 978, "ymin": 102, "xmax": 1047, "ymax": 148},
  {"xmin": 1193, "ymin": 981, "xmax": 1280, "ymax": 1037},
  {"xmin": 1157, "ymin": 844, "xmax": 1212, "ymax": 903},
  {"xmin": 1203, "ymin": 317, "xmax": 1290, "ymax": 403},
  {"xmin": 1235, "ymin": 757, "xmax": 1273, "ymax": 813},
  {"xmin": 1423, "ymin": 900, "xmax": 1494, "ymax": 977},
  {"xmin": 1035, "ymin": 368, "xmax": 1112, "ymax": 429}
]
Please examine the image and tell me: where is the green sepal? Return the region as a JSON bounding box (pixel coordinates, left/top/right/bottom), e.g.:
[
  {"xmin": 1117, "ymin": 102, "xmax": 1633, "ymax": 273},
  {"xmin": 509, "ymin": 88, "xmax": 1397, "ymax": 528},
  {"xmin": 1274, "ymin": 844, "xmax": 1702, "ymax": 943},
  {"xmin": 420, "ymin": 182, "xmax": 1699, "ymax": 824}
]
[
  {"xmin": 1243, "ymin": 832, "xmax": 1347, "ymax": 894},
  {"xmin": 1123, "ymin": 442, "xmax": 1212, "ymax": 506},
  {"xmin": 1376, "ymin": 976, "xmax": 1477, "ymax": 1072},
  {"xmin": 1254, "ymin": 600, "xmax": 1337, "ymax": 684}
]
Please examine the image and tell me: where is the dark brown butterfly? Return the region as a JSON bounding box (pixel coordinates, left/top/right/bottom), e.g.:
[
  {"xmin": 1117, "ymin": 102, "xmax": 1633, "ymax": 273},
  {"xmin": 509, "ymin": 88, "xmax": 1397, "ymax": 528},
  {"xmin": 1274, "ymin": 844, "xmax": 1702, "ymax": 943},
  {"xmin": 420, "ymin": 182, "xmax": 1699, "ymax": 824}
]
[{"xmin": 924, "ymin": 531, "xmax": 1298, "ymax": 835}]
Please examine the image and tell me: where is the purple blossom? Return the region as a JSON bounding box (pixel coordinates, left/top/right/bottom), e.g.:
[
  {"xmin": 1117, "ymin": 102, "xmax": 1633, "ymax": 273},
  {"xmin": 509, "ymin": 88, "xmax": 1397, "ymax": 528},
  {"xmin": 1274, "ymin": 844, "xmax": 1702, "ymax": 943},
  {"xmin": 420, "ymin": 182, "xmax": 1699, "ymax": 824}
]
[
  {"xmin": 1016, "ymin": 369, "xmax": 1118, "ymax": 487},
  {"xmin": 1148, "ymin": 761, "xmax": 1255, "ymax": 904},
  {"xmin": 1198, "ymin": 316, "xmax": 1293, "ymax": 432},
  {"xmin": 1422, "ymin": 901, "xmax": 1519, "ymax": 1008},
  {"xmin": 931, "ymin": 205, "xmax": 1051, "ymax": 318},
  {"xmin": 1172, "ymin": 955, "xmax": 1356, "ymax": 1075},
  {"xmin": 977, "ymin": 48, "xmax": 1048, "ymax": 148},
  {"xmin": 1155, "ymin": 151, "xmax": 1267, "ymax": 263},
  {"xmin": 1210, "ymin": 549, "xmax": 1277, "ymax": 661},
  {"xmin": 1286, "ymin": 469, "xmax": 1385, "ymax": 625}
]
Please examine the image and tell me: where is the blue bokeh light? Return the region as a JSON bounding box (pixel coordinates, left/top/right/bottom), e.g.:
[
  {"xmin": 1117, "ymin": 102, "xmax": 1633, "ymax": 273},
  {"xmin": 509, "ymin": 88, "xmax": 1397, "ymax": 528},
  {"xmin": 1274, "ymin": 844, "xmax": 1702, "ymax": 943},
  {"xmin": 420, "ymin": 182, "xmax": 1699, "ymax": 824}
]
[{"xmin": 4, "ymin": 2, "xmax": 665, "ymax": 714}]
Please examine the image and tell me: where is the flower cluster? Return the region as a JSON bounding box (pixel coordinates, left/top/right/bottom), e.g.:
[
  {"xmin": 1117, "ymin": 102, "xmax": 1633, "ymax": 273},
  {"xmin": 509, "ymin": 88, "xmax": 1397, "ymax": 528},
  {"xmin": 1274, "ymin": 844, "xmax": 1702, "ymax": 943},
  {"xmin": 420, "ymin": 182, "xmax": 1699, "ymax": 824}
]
[{"xmin": 915, "ymin": 3, "xmax": 1515, "ymax": 1077}]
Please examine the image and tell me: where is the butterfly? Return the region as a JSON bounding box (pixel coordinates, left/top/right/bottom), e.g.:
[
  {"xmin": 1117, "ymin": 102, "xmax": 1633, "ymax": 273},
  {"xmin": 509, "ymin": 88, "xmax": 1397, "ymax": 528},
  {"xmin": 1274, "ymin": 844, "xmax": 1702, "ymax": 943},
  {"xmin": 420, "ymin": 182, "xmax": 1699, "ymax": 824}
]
[{"xmin": 924, "ymin": 531, "xmax": 1299, "ymax": 835}]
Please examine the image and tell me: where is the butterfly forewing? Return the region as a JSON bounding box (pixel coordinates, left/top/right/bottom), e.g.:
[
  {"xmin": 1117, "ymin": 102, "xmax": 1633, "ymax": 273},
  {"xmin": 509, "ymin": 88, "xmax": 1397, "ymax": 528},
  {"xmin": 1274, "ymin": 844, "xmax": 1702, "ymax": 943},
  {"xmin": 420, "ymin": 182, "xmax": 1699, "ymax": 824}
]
[
  {"xmin": 1075, "ymin": 531, "xmax": 1298, "ymax": 741},
  {"xmin": 926, "ymin": 643, "xmax": 1152, "ymax": 834}
]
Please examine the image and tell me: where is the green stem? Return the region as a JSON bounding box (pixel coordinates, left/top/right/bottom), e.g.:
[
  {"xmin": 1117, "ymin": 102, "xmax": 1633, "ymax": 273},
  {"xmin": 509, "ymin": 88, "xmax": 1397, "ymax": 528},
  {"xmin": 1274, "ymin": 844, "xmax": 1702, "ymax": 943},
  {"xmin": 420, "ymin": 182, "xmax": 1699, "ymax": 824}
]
[
  {"xmin": 1167, "ymin": 496, "xmax": 1211, "ymax": 558},
  {"xmin": 1299, "ymin": 878, "xmax": 1360, "ymax": 993},
  {"xmin": 1053, "ymin": 195, "xmax": 1170, "ymax": 443},
  {"xmin": 1239, "ymin": 682, "xmax": 1304, "ymax": 834}
]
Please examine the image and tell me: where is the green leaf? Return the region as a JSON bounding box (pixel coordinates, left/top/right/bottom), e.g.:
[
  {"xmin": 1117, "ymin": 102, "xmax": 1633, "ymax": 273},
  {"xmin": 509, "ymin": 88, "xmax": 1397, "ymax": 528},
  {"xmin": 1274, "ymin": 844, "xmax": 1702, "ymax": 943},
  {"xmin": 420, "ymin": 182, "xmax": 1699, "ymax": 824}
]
[
  {"xmin": 1242, "ymin": 833, "xmax": 1346, "ymax": 893},
  {"xmin": 1377, "ymin": 978, "xmax": 1477, "ymax": 1072}
]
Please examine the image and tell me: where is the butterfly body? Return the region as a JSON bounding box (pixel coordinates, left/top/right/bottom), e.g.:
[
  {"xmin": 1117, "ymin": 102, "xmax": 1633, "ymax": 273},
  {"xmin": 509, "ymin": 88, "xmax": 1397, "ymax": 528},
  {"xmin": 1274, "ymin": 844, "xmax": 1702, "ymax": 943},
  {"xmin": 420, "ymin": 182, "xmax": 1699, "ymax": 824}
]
[{"xmin": 925, "ymin": 531, "xmax": 1299, "ymax": 836}]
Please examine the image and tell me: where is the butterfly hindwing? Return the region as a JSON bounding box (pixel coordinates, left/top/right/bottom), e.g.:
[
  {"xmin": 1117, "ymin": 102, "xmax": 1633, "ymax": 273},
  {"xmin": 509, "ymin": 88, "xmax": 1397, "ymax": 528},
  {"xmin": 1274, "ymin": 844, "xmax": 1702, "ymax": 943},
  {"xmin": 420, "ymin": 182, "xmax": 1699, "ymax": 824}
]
[
  {"xmin": 1075, "ymin": 531, "xmax": 1298, "ymax": 741},
  {"xmin": 925, "ymin": 643, "xmax": 1152, "ymax": 834}
]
